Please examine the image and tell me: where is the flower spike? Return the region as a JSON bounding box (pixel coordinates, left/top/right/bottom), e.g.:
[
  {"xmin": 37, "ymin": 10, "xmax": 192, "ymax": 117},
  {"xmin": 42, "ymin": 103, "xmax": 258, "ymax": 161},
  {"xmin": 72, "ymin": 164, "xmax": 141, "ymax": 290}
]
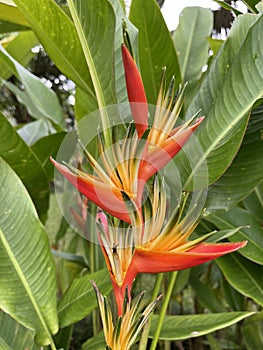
[
  {"xmin": 92, "ymin": 281, "xmax": 160, "ymax": 350},
  {"xmin": 97, "ymin": 182, "xmax": 247, "ymax": 314}
]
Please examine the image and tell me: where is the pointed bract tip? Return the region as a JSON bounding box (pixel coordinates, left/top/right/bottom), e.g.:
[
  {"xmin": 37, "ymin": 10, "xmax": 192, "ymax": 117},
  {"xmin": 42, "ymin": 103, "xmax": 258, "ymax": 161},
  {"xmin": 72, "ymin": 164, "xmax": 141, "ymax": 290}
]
[{"xmin": 121, "ymin": 44, "xmax": 148, "ymax": 138}]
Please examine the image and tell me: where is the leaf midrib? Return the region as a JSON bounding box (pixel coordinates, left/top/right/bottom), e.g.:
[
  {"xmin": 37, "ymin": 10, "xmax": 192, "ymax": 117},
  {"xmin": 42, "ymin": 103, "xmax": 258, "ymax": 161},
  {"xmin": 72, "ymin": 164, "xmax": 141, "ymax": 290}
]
[{"xmin": 14, "ymin": 0, "xmax": 96, "ymax": 98}]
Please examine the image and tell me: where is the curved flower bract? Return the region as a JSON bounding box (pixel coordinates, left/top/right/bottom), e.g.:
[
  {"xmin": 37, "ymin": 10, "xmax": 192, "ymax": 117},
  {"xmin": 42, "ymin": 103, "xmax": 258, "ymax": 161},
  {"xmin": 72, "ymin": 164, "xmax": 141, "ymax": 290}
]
[
  {"xmin": 97, "ymin": 179, "xmax": 247, "ymax": 315},
  {"xmin": 51, "ymin": 45, "xmax": 204, "ymax": 223}
]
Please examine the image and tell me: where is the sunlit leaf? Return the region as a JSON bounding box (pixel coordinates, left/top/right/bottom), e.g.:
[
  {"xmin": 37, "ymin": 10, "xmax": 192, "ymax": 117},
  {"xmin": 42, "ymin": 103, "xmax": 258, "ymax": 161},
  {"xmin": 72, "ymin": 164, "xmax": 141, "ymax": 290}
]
[
  {"xmin": 0, "ymin": 157, "xmax": 58, "ymax": 346},
  {"xmin": 174, "ymin": 13, "xmax": 263, "ymax": 190}
]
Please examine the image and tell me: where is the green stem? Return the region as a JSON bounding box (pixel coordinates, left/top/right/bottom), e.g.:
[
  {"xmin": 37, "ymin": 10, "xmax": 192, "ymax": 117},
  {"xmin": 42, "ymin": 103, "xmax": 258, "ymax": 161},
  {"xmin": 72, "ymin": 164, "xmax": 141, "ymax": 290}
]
[
  {"xmin": 67, "ymin": 0, "xmax": 111, "ymax": 148},
  {"xmin": 139, "ymin": 273, "xmax": 164, "ymax": 350},
  {"xmin": 50, "ymin": 338, "xmax": 57, "ymax": 350},
  {"xmin": 150, "ymin": 271, "xmax": 178, "ymax": 350}
]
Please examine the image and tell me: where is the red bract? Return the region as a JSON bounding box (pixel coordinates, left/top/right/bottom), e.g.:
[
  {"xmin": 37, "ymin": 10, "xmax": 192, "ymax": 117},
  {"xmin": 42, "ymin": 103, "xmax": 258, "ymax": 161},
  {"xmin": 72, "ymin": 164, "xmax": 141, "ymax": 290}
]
[
  {"xmin": 121, "ymin": 44, "xmax": 148, "ymax": 138},
  {"xmin": 98, "ymin": 182, "xmax": 247, "ymax": 316}
]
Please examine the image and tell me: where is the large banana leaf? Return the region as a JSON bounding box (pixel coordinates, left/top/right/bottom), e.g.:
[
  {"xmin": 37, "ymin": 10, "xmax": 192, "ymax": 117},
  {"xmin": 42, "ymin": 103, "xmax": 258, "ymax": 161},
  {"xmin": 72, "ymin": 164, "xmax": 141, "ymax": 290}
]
[
  {"xmin": 58, "ymin": 268, "xmax": 111, "ymax": 328},
  {"xmin": 0, "ymin": 113, "xmax": 49, "ymax": 221},
  {"xmin": 0, "ymin": 311, "xmax": 40, "ymax": 350},
  {"xmin": 173, "ymin": 12, "xmax": 263, "ymax": 190},
  {"xmin": 67, "ymin": 0, "xmax": 115, "ymax": 110},
  {"xmin": 13, "ymin": 0, "xmax": 96, "ymax": 98},
  {"xmin": 129, "ymin": 0, "xmax": 181, "ymax": 104},
  {"xmin": 0, "ymin": 157, "xmax": 58, "ymax": 346}
]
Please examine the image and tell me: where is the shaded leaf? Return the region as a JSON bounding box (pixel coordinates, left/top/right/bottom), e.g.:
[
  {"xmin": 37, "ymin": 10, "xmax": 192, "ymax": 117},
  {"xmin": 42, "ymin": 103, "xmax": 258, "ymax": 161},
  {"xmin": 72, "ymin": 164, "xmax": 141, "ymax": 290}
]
[
  {"xmin": 0, "ymin": 157, "xmax": 58, "ymax": 346},
  {"xmin": 58, "ymin": 268, "xmax": 111, "ymax": 328},
  {"xmin": 0, "ymin": 311, "xmax": 40, "ymax": 350},
  {"xmin": 0, "ymin": 112, "xmax": 49, "ymax": 220},
  {"xmin": 149, "ymin": 312, "xmax": 255, "ymax": 340},
  {"xmin": 242, "ymin": 181, "xmax": 263, "ymax": 224},
  {"xmin": 216, "ymin": 253, "xmax": 263, "ymax": 307},
  {"xmin": 82, "ymin": 331, "xmax": 105, "ymax": 350},
  {"xmin": 31, "ymin": 132, "xmax": 67, "ymax": 181},
  {"xmin": 207, "ymin": 207, "xmax": 263, "ymax": 265}
]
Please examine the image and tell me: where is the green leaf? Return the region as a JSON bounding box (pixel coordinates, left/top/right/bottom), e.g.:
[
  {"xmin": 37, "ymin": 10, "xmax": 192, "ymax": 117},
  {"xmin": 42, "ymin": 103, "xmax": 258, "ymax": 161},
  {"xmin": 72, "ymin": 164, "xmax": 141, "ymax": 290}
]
[
  {"xmin": 190, "ymin": 274, "xmax": 225, "ymax": 313},
  {"xmin": 0, "ymin": 31, "xmax": 38, "ymax": 80},
  {"xmin": 0, "ymin": 1, "xmax": 29, "ymax": 26},
  {"xmin": 174, "ymin": 12, "xmax": 263, "ymax": 189},
  {"xmin": 0, "ymin": 311, "xmax": 40, "ymax": 350},
  {"xmin": 0, "ymin": 20, "xmax": 28, "ymax": 34},
  {"xmin": 67, "ymin": 0, "xmax": 116, "ymax": 136},
  {"xmin": 207, "ymin": 37, "xmax": 224, "ymax": 57},
  {"xmin": 173, "ymin": 7, "xmax": 213, "ymax": 107},
  {"xmin": 0, "ymin": 112, "xmax": 49, "ymax": 221},
  {"xmin": 82, "ymin": 331, "xmax": 105, "ymax": 350},
  {"xmin": 207, "ymin": 207, "xmax": 263, "ymax": 265},
  {"xmin": 0, "ymin": 157, "xmax": 58, "ymax": 346},
  {"xmin": 31, "ymin": 132, "xmax": 67, "ymax": 181},
  {"xmin": 17, "ymin": 119, "xmax": 54, "ymax": 146},
  {"xmin": 241, "ymin": 0, "xmax": 260, "ymax": 13},
  {"xmin": 13, "ymin": 0, "xmax": 96, "ymax": 98},
  {"xmin": 173, "ymin": 7, "xmax": 213, "ymax": 83},
  {"xmin": 129, "ymin": 0, "xmax": 181, "ymax": 104},
  {"xmin": 58, "ymin": 268, "xmax": 112, "ymax": 328},
  {"xmin": 216, "ymin": 253, "xmax": 263, "ymax": 307},
  {"xmin": 204, "ymin": 104, "xmax": 263, "ymax": 213},
  {"xmin": 242, "ymin": 181, "xmax": 263, "ymax": 223},
  {"xmin": 149, "ymin": 312, "xmax": 255, "ymax": 340},
  {"xmin": 0, "ymin": 45, "xmax": 63, "ymax": 127},
  {"xmin": 243, "ymin": 313, "xmax": 263, "ymax": 350}
]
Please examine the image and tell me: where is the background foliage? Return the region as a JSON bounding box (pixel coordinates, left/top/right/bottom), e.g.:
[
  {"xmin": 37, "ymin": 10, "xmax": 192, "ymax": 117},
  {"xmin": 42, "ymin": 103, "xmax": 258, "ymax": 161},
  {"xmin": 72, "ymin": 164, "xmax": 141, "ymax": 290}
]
[{"xmin": 0, "ymin": 0, "xmax": 262, "ymax": 349}]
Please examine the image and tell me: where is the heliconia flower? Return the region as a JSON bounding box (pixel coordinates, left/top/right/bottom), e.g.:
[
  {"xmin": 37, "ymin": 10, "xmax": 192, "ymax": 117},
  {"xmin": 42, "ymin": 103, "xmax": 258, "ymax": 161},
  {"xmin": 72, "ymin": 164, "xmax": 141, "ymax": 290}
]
[
  {"xmin": 51, "ymin": 47, "xmax": 204, "ymax": 222},
  {"xmin": 97, "ymin": 179, "xmax": 247, "ymax": 315},
  {"xmin": 92, "ymin": 281, "xmax": 161, "ymax": 350},
  {"xmin": 121, "ymin": 44, "xmax": 148, "ymax": 138}
]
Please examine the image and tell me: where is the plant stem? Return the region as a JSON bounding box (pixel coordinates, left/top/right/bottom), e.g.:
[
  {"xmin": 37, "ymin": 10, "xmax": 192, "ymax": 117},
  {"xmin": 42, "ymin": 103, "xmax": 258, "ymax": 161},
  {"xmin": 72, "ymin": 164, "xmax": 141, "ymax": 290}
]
[
  {"xmin": 150, "ymin": 271, "xmax": 178, "ymax": 350},
  {"xmin": 50, "ymin": 338, "xmax": 57, "ymax": 350},
  {"xmin": 139, "ymin": 273, "xmax": 164, "ymax": 350}
]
